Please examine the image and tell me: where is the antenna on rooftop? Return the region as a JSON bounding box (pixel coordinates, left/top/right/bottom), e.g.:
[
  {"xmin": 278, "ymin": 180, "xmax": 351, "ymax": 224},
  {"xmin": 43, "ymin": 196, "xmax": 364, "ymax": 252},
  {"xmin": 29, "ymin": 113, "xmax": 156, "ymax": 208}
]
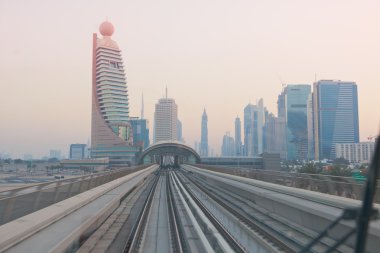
[
  {"xmin": 276, "ymin": 73, "xmax": 286, "ymax": 90},
  {"xmin": 141, "ymin": 93, "xmax": 144, "ymax": 119}
]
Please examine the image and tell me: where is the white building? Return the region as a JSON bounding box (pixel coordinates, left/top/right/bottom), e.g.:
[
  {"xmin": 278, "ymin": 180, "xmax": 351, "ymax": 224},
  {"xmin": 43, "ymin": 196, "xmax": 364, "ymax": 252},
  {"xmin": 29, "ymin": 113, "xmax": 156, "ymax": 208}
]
[
  {"xmin": 153, "ymin": 90, "xmax": 178, "ymax": 143},
  {"xmin": 335, "ymin": 142, "xmax": 375, "ymax": 163}
]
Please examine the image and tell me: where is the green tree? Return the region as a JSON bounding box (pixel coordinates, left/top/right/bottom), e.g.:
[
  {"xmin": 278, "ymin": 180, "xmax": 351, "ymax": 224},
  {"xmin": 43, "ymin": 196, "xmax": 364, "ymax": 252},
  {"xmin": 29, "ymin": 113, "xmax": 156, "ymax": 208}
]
[
  {"xmin": 298, "ymin": 163, "xmax": 317, "ymax": 174},
  {"xmin": 324, "ymin": 165, "xmax": 352, "ymax": 176}
]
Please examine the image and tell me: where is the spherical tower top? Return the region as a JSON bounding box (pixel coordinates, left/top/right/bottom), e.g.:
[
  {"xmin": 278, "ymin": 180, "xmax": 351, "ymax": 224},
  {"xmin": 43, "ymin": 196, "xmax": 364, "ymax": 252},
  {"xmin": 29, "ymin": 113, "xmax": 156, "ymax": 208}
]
[{"xmin": 99, "ymin": 20, "xmax": 114, "ymax": 36}]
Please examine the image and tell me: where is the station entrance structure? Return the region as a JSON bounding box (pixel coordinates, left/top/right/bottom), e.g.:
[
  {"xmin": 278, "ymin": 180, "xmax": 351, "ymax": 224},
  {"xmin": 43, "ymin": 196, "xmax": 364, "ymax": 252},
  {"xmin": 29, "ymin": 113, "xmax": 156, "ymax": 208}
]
[{"xmin": 139, "ymin": 141, "xmax": 201, "ymax": 167}]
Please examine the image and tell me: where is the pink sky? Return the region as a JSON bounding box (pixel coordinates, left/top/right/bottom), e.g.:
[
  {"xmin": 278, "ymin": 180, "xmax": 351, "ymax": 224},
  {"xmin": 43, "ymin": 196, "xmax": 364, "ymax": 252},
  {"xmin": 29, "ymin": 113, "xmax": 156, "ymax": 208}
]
[{"xmin": 0, "ymin": 0, "xmax": 379, "ymax": 158}]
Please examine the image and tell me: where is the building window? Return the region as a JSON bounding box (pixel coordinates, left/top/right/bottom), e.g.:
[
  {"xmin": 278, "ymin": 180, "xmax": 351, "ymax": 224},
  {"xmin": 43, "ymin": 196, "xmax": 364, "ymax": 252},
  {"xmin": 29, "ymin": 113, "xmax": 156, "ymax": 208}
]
[{"xmin": 109, "ymin": 61, "xmax": 119, "ymax": 69}]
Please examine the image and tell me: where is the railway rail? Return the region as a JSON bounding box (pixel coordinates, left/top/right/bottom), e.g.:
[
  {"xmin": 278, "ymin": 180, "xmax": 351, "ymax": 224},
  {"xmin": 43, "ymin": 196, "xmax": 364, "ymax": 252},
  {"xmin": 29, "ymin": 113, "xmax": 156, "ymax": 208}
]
[
  {"xmin": 76, "ymin": 165, "xmax": 378, "ymax": 253},
  {"xmin": 181, "ymin": 167, "xmax": 353, "ymax": 253}
]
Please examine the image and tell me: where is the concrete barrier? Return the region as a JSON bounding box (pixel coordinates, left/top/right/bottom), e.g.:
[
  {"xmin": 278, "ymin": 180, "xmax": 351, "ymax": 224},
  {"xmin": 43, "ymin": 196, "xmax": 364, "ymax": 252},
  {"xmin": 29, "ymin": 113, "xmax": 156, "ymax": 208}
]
[
  {"xmin": 0, "ymin": 165, "xmax": 158, "ymax": 252},
  {"xmin": 185, "ymin": 165, "xmax": 380, "ymax": 253},
  {"xmin": 0, "ymin": 165, "xmax": 151, "ymax": 225}
]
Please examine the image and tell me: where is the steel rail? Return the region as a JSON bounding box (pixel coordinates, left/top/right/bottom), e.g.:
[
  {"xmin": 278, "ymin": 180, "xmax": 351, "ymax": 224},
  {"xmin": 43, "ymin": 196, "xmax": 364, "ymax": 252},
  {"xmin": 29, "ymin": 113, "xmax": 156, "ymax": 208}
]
[
  {"xmin": 184, "ymin": 169, "xmax": 354, "ymax": 253},
  {"xmin": 181, "ymin": 170, "xmax": 300, "ymax": 253},
  {"xmin": 166, "ymin": 171, "xmax": 187, "ymax": 253},
  {"xmin": 173, "ymin": 171, "xmax": 247, "ymax": 253},
  {"xmin": 193, "ymin": 170, "xmax": 354, "ymax": 252},
  {"xmin": 122, "ymin": 173, "xmax": 159, "ymax": 253}
]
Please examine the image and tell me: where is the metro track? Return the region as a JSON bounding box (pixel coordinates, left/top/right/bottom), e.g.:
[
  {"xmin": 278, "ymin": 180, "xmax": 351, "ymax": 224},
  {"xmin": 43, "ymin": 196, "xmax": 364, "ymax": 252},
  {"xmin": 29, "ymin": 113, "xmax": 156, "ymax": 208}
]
[
  {"xmin": 77, "ymin": 165, "xmax": 361, "ymax": 253},
  {"xmin": 180, "ymin": 165, "xmax": 355, "ymax": 253},
  {"xmin": 122, "ymin": 172, "xmax": 160, "ymax": 252}
]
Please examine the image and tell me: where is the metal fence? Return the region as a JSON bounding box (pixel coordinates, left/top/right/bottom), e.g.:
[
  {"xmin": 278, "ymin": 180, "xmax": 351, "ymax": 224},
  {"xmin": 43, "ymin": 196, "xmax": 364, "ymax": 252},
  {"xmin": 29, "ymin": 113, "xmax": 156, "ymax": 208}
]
[
  {"xmin": 196, "ymin": 165, "xmax": 380, "ymax": 203},
  {"xmin": 0, "ymin": 165, "xmax": 150, "ymax": 225}
]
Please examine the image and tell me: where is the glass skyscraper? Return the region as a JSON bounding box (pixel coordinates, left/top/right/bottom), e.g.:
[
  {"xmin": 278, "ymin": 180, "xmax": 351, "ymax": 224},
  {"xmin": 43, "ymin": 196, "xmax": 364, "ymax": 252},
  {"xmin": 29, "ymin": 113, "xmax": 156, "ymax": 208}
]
[
  {"xmin": 313, "ymin": 80, "xmax": 359, "ymax": 160},
  {"xmin": 243, "ymin": 99, "xmax": 265, "ymax": 157},
  {"xmin": 235, "ymin": 116, "xmax": 242, "ymax": 156},
  {"xmin": 284, "ymin": 84, "xmax": 312, "ymax": 161},
  {"xmin": 129, "ymin": 118, "xmax": 150, "ymax": 150}
]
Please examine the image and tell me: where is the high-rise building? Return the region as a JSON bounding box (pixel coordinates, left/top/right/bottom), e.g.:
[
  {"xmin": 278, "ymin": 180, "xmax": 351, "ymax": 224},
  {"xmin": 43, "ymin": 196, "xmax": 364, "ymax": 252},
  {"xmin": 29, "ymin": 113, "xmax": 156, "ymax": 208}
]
[
  {"xmin": 129, "ymin": 117, "xmax": 150, "ymax": 149},
  {"xmin": 244, "ymin": 103, "xmax": 254, "ymax": 156},
  {"xmin": 235, "ymin": 116, "xmax": 242, "ymax": 156},
  {"xmin": 69, "ymin": 144, "xmax": 86, "ymax": 160},
  {"xmin": 90, "ymin": 21, "xmax": 140, "ymax": 166},
  {"xmin": 243, "ymin": 99, "xmax": 265, "ymax": 156},
  {"xmin": 277, "ymin": 91, "xmax": 286, "ymax": 119},
  {"xmin": 177, "ymin": 119, "xmax": 183, "ymax": 143},
  {"xmin": 307, "ymin": 93, "xmax": 314, "ymax": 160},
  {"xmin": 264, "ymin": 113, "xmax": 286, "ymax": 159},
  {"xmin": 283, "ymin": 84, "xmax": 312, "ymax": 161},
  {"xmin": 153, "ymin": 89, "xmax": 178, "ymax": 143},
  {"xmin": 200, "ymin": 109, "xmax": 208, "ymax": 157},
  {"xmin": 221, "ymin": 132, "xmax": 235, "ymax": 157},
  {"xmin": 313, "ymin": 80, "xmax": 359, "ymax": 160}
]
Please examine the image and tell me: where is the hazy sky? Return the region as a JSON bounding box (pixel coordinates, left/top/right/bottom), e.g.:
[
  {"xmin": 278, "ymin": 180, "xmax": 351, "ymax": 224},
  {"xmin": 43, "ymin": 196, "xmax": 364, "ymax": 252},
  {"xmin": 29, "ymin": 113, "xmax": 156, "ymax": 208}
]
[{"xmin": 0, "ymin": 0, "xmax": 379, "ymax": 158}]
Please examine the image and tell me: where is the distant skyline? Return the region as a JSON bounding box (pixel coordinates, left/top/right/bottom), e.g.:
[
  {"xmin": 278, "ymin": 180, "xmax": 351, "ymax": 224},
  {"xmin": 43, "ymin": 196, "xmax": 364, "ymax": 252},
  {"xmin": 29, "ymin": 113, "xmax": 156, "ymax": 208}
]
[{"xmin": 1, "ymin": 0, "xmax": 380, "ymax": 158}]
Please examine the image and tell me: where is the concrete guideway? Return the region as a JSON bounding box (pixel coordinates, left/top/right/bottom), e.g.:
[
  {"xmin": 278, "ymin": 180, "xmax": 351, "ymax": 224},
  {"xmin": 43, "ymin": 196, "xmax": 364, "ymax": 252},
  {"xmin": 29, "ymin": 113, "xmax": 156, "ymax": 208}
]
[
  {"xmin": 183, "ymin": 165, "xmax": 380, "ymax": 253},
  {"xmin": 0, "ymin": 165, "xmax": 151, "ymax": 225},
  {"xmin": 0, "ymin": 165, "xmax": 158, "ymax": 253},
  {"xmin": 2, "ymin": 163, "xmax": 378, "ymax": 252},
  {"xmin": 84, "ymin": 168, "xmax": 249, "ymax": 253},
  {"xmin": 139, "ymin": 175, "xmax": 171, "ymax": 252},
  {"xmin": 175, "ymin": 171, "xmax": 279, "ymax": 253}
]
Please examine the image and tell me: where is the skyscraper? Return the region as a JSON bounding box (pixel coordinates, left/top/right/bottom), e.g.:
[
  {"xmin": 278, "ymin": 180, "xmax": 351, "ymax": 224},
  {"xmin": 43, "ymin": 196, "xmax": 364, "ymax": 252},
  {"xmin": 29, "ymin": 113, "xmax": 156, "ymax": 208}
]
[
  {"xmin": 313, "ymin": 80, "xmax": 359, "ymax": 160},
  {"xmin": 284, "ymin": 84, "xmax": 312, "ymax": 161},
  {"xmin": 244, "ymin": 103, "xmax": 255, "ymax": 156},
  {"xmin": 277, "ymin": 91, "xmax": 286, "ymax": 119},
  {"xmin": 235, "ymin": 116, "xmax": 242, "ymax": 156},
  {"xmin": 153, "ymin": 89, "xmax": 178, "ymax": 143},
  {"xmin": 91, "ymin": 21, "xmax": 139, "ymax": 166},
  {"xmin": 177, "ymin": 119, "xmax": 183, "ymax": 142},
  {"xmin": 243, "ymin": 99, "xmax": 265, "ymax": 156},
  {"xmin": 200, "ymin": 109, "xmax": 208, "ymax": 157},
  {"xmin": 221, "ymin": 132, "xmax": 235, "ymax": 157},
  {"xmin": 129, "ymin": 117, "xmax": 150, "ymax": 149},
  {"xmin": 264, "ymin": 113, "xmax": 286, "ymax": 159}
]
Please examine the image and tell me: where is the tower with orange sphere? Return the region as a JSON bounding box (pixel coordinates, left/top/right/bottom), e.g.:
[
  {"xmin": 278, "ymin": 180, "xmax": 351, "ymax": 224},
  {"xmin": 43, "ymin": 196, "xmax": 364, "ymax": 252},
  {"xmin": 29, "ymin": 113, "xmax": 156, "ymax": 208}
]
[{"xmin": 91, "ymin": 20, "xmax": 139, "ymax": 166}]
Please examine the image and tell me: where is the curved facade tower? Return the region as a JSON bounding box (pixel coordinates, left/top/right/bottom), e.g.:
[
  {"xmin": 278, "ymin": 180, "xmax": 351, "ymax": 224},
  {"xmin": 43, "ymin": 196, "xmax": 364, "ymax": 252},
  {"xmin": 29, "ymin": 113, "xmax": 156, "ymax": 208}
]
[{"xmin": 91, "ymin": 21, "xmax": 137, "ymax": 165}]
